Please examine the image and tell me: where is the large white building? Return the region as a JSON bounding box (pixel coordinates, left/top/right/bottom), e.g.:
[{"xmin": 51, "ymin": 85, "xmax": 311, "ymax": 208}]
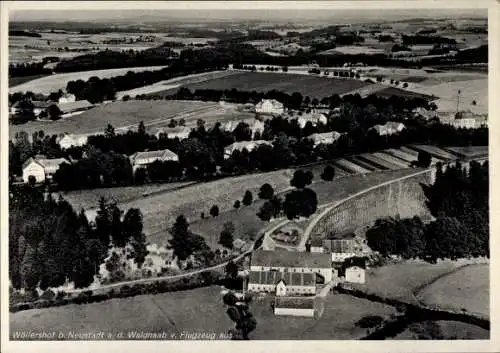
[
  {"xmin": 221, "ymin": 118, "xmax": 265, "ymax": 138},
  {"xmin": 155, "ymin": 127, "xmax": 192, "ymax": 140},
  {"xmin": 223, "ymin": 140, "xmax": 272, "ymax": 159},
  {"xmin": 370, "ymin": 121, "xmax": 406, "ymax": 136},
  {"xmin": 248, "ymin": 270, "xmax": 316, "ymax": 295},
  {"xmin": 249, "ymin": 249, "xmax": 333, "ymax": 287},
  {"xmin": 22, "ymin": 157, "xmax": 70, "ymax": 184},
  {"xmin": 129, "ymin": 149, "xmax": 179, "ymax": 173},
  {"xmin": 56, "ymin": 132, "xmax": 104, "ymax": 150},
  {"xmin": 307, "ymin": 131, "xmax": 343, "ymax": 147},
  {"xmin": 255, "ymin": 99, "xmax": 285, "ymax": 115},
  {"xmin": 58, "ymin": 93, "xmax": 76, "ymax": 104}
]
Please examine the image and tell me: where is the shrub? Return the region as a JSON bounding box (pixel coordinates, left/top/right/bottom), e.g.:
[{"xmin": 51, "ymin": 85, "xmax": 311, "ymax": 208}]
[
  {"xmin": 242, "ymin": 190, "xmax": 253, "ymax": 206},
  {"xmin": 233, "ymin": 200, "xmax": 241, "ymax": 209},
  {"xmin": 210, "ymin": 205, "xmax": 219, "ymax": 217}
]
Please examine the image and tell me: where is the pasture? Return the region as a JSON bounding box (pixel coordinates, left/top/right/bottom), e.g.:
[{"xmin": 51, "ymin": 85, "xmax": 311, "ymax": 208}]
[
  {"xmin": 9, "ymin": 286, "xmax": 396, "ymax": 340},
  {"xmin": 153, "ymin": 71, "xmax": 371, "ymax": 99},
  {"xmin": 416, "ymin": 265, "xmax": 489, "ymax": 318},
  {"xmin": 9, "ymin": 66, "xmax": 168, "ymax": 94},
  {"xmin": 9, "ymin": 286, "xmax": 233, "ymax": 340},
  {"xmin": 9, "ymin": 100, "xmax": 219, "ymax": 138},
  {"xmin": 349, "ymin": 259, "xmax": 489, "ymax": 307}
]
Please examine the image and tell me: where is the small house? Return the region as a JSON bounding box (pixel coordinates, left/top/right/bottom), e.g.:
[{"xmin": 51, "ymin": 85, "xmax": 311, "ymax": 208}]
[
  {"xmin": 58, "ymin": 93, "xmax": 76, "ymax": 104},
  {"xmin": 22, "ymin": 156, "xmax": 70, "ymax": 184},
  {"xmin": 343, "ymin": 257, "xmax": 367, "ymax": 284},
  {"xmin": 223, "ymin": 140, "xmax": 272, "ymax": 159},
  {"xmin": 255, "ymin": 99, "xmax": 285, "ymax": 115},
  {"xmin": 155, "ymin": 126, "xmax": 192, "ymax": 140},
  {"xmin": 274, "ymin": 297, "xmax": 315, "ymax": 317},
  {"xmin": 129, "ymin": 149, "xmax": 179, "ymax": 173},
  {"xmin": 306, "ymin": 131, "xmax": 343, "ymax": 147},
  {"xmin": 221, "ymin": 118, "xmax": 265, "ymax": 138},
  {"xmin": 297, "ymin": 113, "xmax": 328, "ymax": 129}
]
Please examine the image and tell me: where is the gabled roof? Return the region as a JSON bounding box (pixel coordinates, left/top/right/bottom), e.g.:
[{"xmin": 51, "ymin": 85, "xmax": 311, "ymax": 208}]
[
  {"xmin": 323, "ymin": 239, "xmax": 357, "ymax": 253},
  {"xmin": 256, "ymin": 99, "xmax": 284, "ymax": 108},
  {"xmin": 252, "ymin": 249, "xmax": 331, "ymax": 268},
  {"xmin": 248, "ymin": 271, "xmax": 315, "ymax": 286},
  {"xmin": 224, "ymin": 140, "xmax": 272, "ymax": 154},
  {"xmin": 22, "ymin": 157, "xmax": 70, "ymax": 170},
  {"xmin": 274, "ymin": 297, "xmax": 314, "ymax": 309},
  {"xmin": 130, "ymin": 149, "xmax": 178, "ymax": 164},
  {"xmin": 307, "ymin": 131, "xmax": 342, "ymax": 142},
  {"xmin": 57, "ymin": 100, "xmax": 93, "ymax": 113}
]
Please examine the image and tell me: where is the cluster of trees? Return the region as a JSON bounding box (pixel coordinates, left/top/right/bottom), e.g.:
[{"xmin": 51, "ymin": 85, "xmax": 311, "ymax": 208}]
[
  {"xmin": 54, "ymin": 47, "xmax": 178, "ymax": 73},
  {"xmin": 366, "ymin": 161, "xmax": 489, "ymax": 262},
  {"xmin": 257, "ymin": 170, "xmax": 318, "ymax": 221},
  {"xmin": 9, "ymin": 62, "xmax": 52, "ymax": 77},
  {"xmin": 401, "ymin": 34, "xmax": 457, "ymax": 46},
  {"xmin": 9, "ymin": 185, "xmax": 147, "ymax": 292}
]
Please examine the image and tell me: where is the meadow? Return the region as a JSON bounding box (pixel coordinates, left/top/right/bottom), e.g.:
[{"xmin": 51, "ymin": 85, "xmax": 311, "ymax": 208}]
[
  {"xmin": 9, "ymin": 285, "xmax": 396, "ymax": 340},
  {"xmin": 9, "ymin": 100, "xmax": 219, "ymax": 138},
  {"xmin": 9, "ymin": 65, "xmax": 168, "ymax": 94},
  {"xmin": 154, "ymin": 71, "xmax": 371, "ymax": 99},
  {"xmin": 416, "ymin": 264, "xmax": 489, "ymax": 318},
  {"xmin": 349, "ymin": 259, "xmax": 489, "ymax": 310}
]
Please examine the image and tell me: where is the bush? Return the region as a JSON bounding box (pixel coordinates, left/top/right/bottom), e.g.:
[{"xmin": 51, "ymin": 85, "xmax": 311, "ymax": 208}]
[
  {"xmin": 355, "ymin": 315, "xmax": 384, "ymax": 328},
  {"xmin": 40, "ymin": 289, "xmax": 55, "ymax": 301},
  {"xmin": 242, "ymin": 190, "xmax": 253, "ymax": 206},
  {"xmin": 233, "ymin": 200, "xmax": 241, "ymax": 209},
  {"xmin": 210, "ymin": 205, "xmax": 219, "ymax": 217},
  {"xmin": 258, "ymin": 183, "xmax": 274, "ymax": 200},
  {"xmin": 320, "ymin": 165, "xmax": 335, "ymax": 181}
]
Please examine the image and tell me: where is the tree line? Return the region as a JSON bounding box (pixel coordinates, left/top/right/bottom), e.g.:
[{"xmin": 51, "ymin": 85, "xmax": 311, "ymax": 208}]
[
  {"xmin": 9, "ymin": 185, "xmax": 148, "ymax": 293},
  {"xmin": 366, "ymin": 161, "xmax": 489, "ymax": 262}
]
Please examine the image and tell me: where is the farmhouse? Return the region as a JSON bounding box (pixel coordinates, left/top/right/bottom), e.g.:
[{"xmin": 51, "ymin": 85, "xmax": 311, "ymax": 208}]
[
  {"xmin": 341, "ymin": 257, "xmax": 367, "ymax": 284},
  {"xmin": 274, "ymin": 297, "xmax": 315, "ymax": 318},
  {"xmin": 224, "ymin": 140, "xmax": 272, "ymax": 159},
  {"xmin": 22, "ymin": 156, "xmax": 70, "ymax": 184},
  {"xmin": 129, "ymin": 149, "xmax": 179, "ymax": 172},
  {"xmin": 370, "ymin": 121, "xmax": 406, "ymax": 136},
  {"xmin": 248, "ymin": 271, "xmax": 316, "ymax": 295},
  {"xmin": 221, "ymin": 118, "xmax": 265, "ymax": 138},
  {"xmin": 57, "ymin": 100, "xmax": 94, "ymax": 117},
  {"xmin": 297, "ymin": 113, "xmax": 328, "ymax": 129},
  {"xmin": 306, "ymin": 131, "xmax": 343, "ymax": 147},
  {"xmin": 250, "ymin": 249, "xmax": 333, "ymax": 283},
  {"xmin": 10, "ymin": 100, "xmax": 51, "ymax": 117},
  {"xmin": 255, "ymin": 99, "xmax": 285, "ymax": 115}
]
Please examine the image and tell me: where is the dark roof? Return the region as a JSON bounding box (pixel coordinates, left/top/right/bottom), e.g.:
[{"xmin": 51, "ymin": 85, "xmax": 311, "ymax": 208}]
[
  {"xmin": 310, "ymin": 238, "xmax": 323, "ymax": 247},
  {"xmin": 252, "ymin": 249, "xmax": 331, "ymax": 268},
  {"xmin": 248, "ymin": 271, "xmax": 315, "ymax": 286},
  {"xmin": 344, "ymin": 256, "xmax": 367, "ymax": 269},
  {"xmin": 274, "ymin": 297, "xmax": 314, "ymax": 309},
  {"xmin": 323, "ymin": 239, "xmax": 357, "ymax": 253}
]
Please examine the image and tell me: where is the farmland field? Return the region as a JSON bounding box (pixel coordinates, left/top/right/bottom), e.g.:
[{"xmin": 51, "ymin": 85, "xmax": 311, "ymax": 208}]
[
  {"xmin": 9, "ymin": 286, "xmax": 396, "ymax": 340},
  {"xmin": 152, "ymin": 71, "xmax": 371, "ymax": 99},
  {"xmin": 444, "ymin": 146, "xmax": 489, "ymax": 159},
  {"xmin": 9, "ymin": 286, "xmax": 233, "ymax": 340},
  {"xmin": 374, "ymin": 86, "xmax": 435, "ymax": 101},
  {"xmin": 9, "ymin": 100, "xmax": 220, "ymax": 138},
  {"xmin": 115, "ymin": 70, "xmax": 241, "ymax": 99},
  {"xmin": 416, "ymin": 265, "xmax": 489, "ymax": 318},
  {"xmin": 108, "ymin": 169, "xmax": 296, "ymax": 246},
  {"xmin": 9, "ymin": 66, "xmax": 168, "ymax": 94},
  {"xmin": 59, "ymin": 181, "xmax": 196, "ymax": 212},
  {"xmin": 9, "ymin": 74, "xmax": 50, "ymax": 87},
  {"xmin": 349, "ymin": 259, "xmax": 489, "ymax": 307},
  {"xmin": 410, "ymin": 77, "xmax": 487, "ymax": 114}
]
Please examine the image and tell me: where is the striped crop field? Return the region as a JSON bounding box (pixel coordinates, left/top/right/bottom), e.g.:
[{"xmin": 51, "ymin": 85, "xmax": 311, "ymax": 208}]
[
  {"xmin": 357, "ymin": 153, "xmax": 401, "ymax": 170},
  {"xmin": 407, "ymin": 145, "xmax": 458, "ymax": 161},
  {"xmin": 346, "ymin": 156, "xmax": 385, "ymax": 171},
  {"xmin": 333, "ymin": 159, "xmax": 371, "ymax": 174},
  {"xmin": 372, "ymin": 152, "xmax": 412, "ymax": 168}
]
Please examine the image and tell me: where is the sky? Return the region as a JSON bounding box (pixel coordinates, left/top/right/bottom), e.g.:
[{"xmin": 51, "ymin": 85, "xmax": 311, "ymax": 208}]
[{"xmin": 10, "ymin": 8, "xmax": 487, "ymax": 24}]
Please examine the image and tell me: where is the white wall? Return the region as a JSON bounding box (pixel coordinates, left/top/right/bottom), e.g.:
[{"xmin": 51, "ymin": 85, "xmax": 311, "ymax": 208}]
[
  {"xmin": 274, "ymin": 308, "xmax": 315, "ymax": 317},
  {"xmin": 23, "ymin": 162, "xmax": 45, "ymax": 183}
]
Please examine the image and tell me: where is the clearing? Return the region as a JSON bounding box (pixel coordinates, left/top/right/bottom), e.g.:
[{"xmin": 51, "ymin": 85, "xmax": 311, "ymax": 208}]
[
  {"xmin": 152, "ymin": 71, "xmax": 371, "ymax": 99},
  {"xmin": 9, "ymin": 66, "xmax": 168, "ymax": 94},
  {"xmin": 416, "ymin": 264, "xmax": 489, "ymax": 318}
]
